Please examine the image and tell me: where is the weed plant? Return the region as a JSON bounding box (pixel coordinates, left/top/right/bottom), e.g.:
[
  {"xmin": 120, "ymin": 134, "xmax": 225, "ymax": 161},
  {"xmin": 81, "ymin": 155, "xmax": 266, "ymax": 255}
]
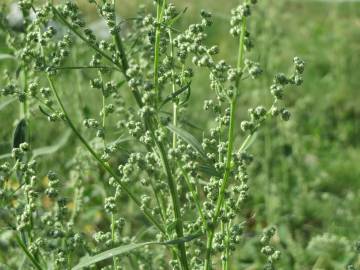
[{"xmin": 0, "ymin": 0, "xmax": 359, "ymax": 270}]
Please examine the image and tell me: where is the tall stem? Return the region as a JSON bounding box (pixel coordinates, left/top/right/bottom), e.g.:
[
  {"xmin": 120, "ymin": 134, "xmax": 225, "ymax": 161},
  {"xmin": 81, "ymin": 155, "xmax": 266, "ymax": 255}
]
[
  {"xmin": 204, "ymin": 7, "xmax": 248, "ymax": 270},
  {"xmin": 151, "ymin": 2, "xmax": 189, "ymax": 269},
  {"xmin": 169, "ymin": 29, "xmax": 178, "ymax": 149},
  {"xmin": 154, "ymin": 0, "xmax": 166, "ymax": 103}
]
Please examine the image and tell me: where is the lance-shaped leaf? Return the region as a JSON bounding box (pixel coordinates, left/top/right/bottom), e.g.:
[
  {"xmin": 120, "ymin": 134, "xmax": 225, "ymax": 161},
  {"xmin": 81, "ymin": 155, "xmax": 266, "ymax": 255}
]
[
  {"xmin": 167, "ymin": 124, "xmax": 220, "ymax": 177},
  {"xmin": 0, "ymin": 54, "xmax": 15, "ymax": 61},
  {"xmin": 72, "ymin": 232, "xmax": 203, "ymax": 270},
  {"xmin": 161, "ymin": 82, "xmax": 191, "ymax": 107},
  {"xmin": 167, "ymin": 123, "xmax": 207, "ymax": 160},
  {"xmin": 12, "ymin": 119, "xmax": 27, "ymax": 149}
]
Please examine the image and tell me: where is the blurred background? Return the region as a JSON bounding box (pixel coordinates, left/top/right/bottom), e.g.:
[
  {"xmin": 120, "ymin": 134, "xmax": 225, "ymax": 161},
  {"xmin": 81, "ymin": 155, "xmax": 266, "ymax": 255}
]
[{"xmin": 1, "ymin": 0, "xmax": 360, "ymax": 269}]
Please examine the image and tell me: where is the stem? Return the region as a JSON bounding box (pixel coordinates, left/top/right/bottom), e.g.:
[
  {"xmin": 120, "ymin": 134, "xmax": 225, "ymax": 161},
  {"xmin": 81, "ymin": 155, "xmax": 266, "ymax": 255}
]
[
  {"xmin": 52, "ymin": 6, "xmax": 115, "ymax": 68},
  {"xmin": 152, "ymin": 2, "xmax": 189, "ymax": 268},
  {"xmin": 111, "ymin": 213, "xmax": 118, "ymax": 269},
  {"xmin": 204, "ymin": 8, "xmax": 248, "ymax": 270},
  {"xmin": 169, "ymin": 29, "xmax": 177, "ymax": 149},
  {"xmin": 46, "ymin": 75, "xmax": 165, "ymax": 234},
  {"xmin": 99, "ymin": 71, "xmax": 106, "ymax": 147},
  {"xmin": 154, "ymin": 0, "xmax": 166, "ymax": 103},
  {"xmin": 15, "ymin": 234, "xmax": 43, "ymax": 270},
  {"xmin": 180, "ymin": 167, "xmax": 207, "ymax": 229},
  {"xmin": 151, "ymin": 126, "xmax": 189, "ymax": 270}
]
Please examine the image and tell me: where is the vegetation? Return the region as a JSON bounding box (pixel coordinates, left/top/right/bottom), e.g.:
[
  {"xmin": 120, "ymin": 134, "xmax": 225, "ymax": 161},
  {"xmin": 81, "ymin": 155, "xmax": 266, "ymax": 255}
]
[{"xmin": 0, "ymin": 0, "xmax": 359, "ymax": 269}]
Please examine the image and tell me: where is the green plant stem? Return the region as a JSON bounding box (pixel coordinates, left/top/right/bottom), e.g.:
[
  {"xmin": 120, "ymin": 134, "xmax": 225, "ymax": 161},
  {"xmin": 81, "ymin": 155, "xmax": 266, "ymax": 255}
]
[
  {"xmin": 169, "ymin": 29, "xmax": 177, "ymax": 149},
  {"xmin": 52, "ymin": 7, "xmax": 114, "ymax": 68},
  {"xmin": 152, "ymin": 2, "xmax": 189, "ymax": 268},
  {"xmin": 111, "ymin": 2, "xmax": 188, "ymax": 268},
  {"xmin": 46, "ymin": 75, "xmax": 165, "ymax": 234},
  {"xmin": 204, "ymin": 9, "xmax": 248, "ymax": 270},
  {"xmin": 99, "ymin": 71, "xmax": 106, "ymax": 147},
  {"xmin": 154, "ymin": 0, "xmax": 166, "ymax": 103},
  {"xmin": 111, "ymin": 213, "xmax": 118, "ymax": 269},
  {"xmin": 148, "ymin": 120, "xmax": 189, "ymax": 270},
  {"xmin": 15, "ymin": 234, "xmax": 43, "ymax": 270},
  {"xmin": 180, "ymin": 167, "xmax": 207, "ymax": 228}
]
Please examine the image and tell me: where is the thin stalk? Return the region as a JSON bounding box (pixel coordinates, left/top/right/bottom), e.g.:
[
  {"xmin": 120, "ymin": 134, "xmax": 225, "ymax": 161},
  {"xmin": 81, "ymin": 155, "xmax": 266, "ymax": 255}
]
[
  {"xmin": 46, "ymin": 75, "xmax": 165, "ymax": 234},
  {"xmin": 99, "ymin": 71, "xmax": 107, "ymax": 147},
  {"xmin": 221, "ymin": 221, "xmax": 226, "ymax": 270},
  {"xmin": 111, "ymin": 213, "xmax": 118, "ymax": 269},
  {"xmin": 169, "ymin": 29, "xmax": 177, "ymax": 149},
  {"xmin": 52, "ymin": 6, "xmax": 116, "ymax": 68},
  {"xmin": 149, "ymin": 124, "xmax": 189, "ymax": 270},
  {"xmin": 151, "ymin": 3, "xmax": 189, "ymax": 266},
  {"xmin": 15, "ymin": 234, "xmax": 43, "ymax": 270},
  {"xmin": 20, "ymin": 69, "xmax": 35, "ymax": 244},
  {"xmin": 204, "ymin": 9, "xmax": 248, "ymax": 270},
  {"xmin": 180, "ymin": 167, "xmax": 207, "ymax": 229},
  {"xmin": 154, "ymin": 0, "xmax": 167, "ymax": 103},
  {"xmin": 223, "ymin": 222, "xmax": 230, "ymax": 270}
]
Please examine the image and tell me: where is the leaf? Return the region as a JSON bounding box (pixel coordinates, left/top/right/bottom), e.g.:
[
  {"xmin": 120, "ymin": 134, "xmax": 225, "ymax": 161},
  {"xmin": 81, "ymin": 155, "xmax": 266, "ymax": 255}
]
[
  {"xmin": 32, "ymin": 130, "xmax": 71, "ymax": 159},
  {"xmin": 16, "ymin": 66, "xmax": 22, "ymax": 79},
  {"xmin": 12, "ymin": 119, "xmax": 27, "ymax": 149},
  {"xmin": 167, "ymin": 123, "xmax": 207, "ymax": 160},
  {"xmin": 239, "ymin": 133, "xmax": 258, "ymax": 152},
  {"xmin": 72, "ymin": 232, "xmax": 203, "ymax": 270},
  {"xmin": 167, "ymin": 124, "xmax": 219, "ymax": 177},
  {"xmin": 0, "ymin": 97, "xmax": 16, "ymax": 111},
  {"xmin": 162, "ymin": 231, "xmax": 203, "ymax": 245},
  {"xmin": 38, "ymin": 105, "xmax": 52, "ymax": 118},
  {"xmin": 168, "ymin": 7, "xmax": 188, "ymax": 26},
  {"xmin": 0, "ymin": 54, "xmax": 15, "ymax": 61},
  {"xmin": 0, "ymin": 153, "xmax": 11, "ymax": 160},
  {"xmin": 72, "ymin": 242, "xmax": 150, "ymax": 270},
  {"xmin": 198, "ymin": 163, "xmax": 221, "ymax": 178},
  {"xmin": 161, "ymin": 82, "xmax": 191, "ymax": 107}
]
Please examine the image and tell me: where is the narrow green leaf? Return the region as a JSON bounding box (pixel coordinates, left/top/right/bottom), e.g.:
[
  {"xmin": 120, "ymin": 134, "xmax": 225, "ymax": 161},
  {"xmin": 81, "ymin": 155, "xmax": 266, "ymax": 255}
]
[
  {"xmin": 32, "ymin": 130, "xmax": 71, "ymax": 158},
  {"xmin": 0, "ymin": 153, "xmax": 11, "ymax": 160},
  {"xmin": 12, "ymin": 119, "xmax": 27, "ymax": 149},
  {"xmin": 161, "ymin": 82, "xmax": 191, "ymax": 107},
  {"xmin": 198, "ymin": 163, "xmax": 221, "ymax": 178},
  {"xmin": 38, "ymin": 105, "xmax": 51, "ymax": 118},
  {"xmin": 0, "ymin": 97, "xmax": 16, "ymax": 111},
  {"xmin": 72, "ymin": 242, "xmax": 150, "ymax": 270},
  {"xmin": 162, "ymin": 231, "xmax": 203, "ymax": 245},
  {"xmin": 167, "ymin": 123, "xmax": 207, "ymax": 160},
  {"xmin": 72, "ymin": 232, "xmax": 203, "ymax": 270},
  {"xmin": 167, "ymin": 124, "xmax": 219, "ymax": 177},
  {"xmin": 239, "ymin": 133, "xmax": 258, "ymax": 152},
  {"xmin": 168, "ymin": 7, "xmax": 188, "ymax": 26},
  {"xmin": 0, "ymin": 54, "xmax": 15, "ymax": 61}
]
